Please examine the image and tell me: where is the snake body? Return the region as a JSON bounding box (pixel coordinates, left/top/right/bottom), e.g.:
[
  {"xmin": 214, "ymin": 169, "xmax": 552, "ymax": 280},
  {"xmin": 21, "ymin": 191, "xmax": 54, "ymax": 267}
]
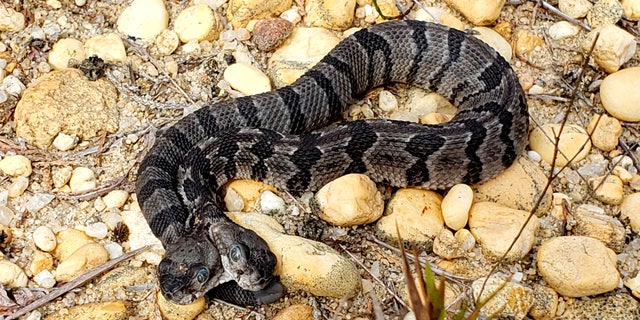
[{"xmin": 136, "ymin": 20, "xmax": 528, "ymax": 306}]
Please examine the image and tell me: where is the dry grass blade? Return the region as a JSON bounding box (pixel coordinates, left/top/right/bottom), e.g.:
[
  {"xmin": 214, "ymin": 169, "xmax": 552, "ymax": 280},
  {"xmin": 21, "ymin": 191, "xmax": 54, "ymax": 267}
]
[{"xmin": 396, "ymin": 223, "xmax": 433, "ymax": 319}]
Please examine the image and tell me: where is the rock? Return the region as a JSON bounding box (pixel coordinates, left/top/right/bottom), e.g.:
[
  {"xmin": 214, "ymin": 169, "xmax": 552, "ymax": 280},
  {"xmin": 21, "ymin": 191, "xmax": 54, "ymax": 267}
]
[
  {"xmin": 621, "ymin": 192, "xmax": 640, "ymax": 230},
  {"xmin": 586, "ymin": 114, "xmax": 622, "ymax": 151},
  {"xmin": 547, "ymin": 21, "xmax": 581, "ymax": 40},
  {"xmin": 537, "ymin": 236, "xmax": 619, "ymax": 297},
  {"xmin": 561, "ymin": 294, "xmax": 640, "ymax": 318},
  {"xmin": 0, "ymin": 155, "xmax": 32, "ymax": 177},
  {"xmin": 96, "ymin": 265, "xmax": 149, "ymax": 290},
  {"xmin": 116, "ymin": 0, "xmax": 169, "ymax": 39},
  {"xmin": 223, "ymin": 63, "xmax": 272, "ymax": 95},
  {"xmin": 52, "ymin": 166, "xmax": 73, "ymax": 189},
  {"xmin": 8, "ymin": 176, "xmax": 29, "ymax": 198},
  {"xmin": 559, "ymin": 0, "xmax": 593, "ymax": 18},
  {"xmin": 2, "ymin": 75, "xmax": 26, "ymax": 96},
  {"xmin": 44, "ymin": 301, "xmax": 128, "ymax": 320},
  {"xmin": 33, "ymin": 269, "xmax": 56, "ymax": 288},
  {"xmin": 433, "ymin": 229, "xmax": 464, "ymax": 259},
  {"xmin": 378, "ymin": 90, "xmax": 398, "ymax": 112},
  {"xmin": 103, "ymin": 190, "xmax": 129, "ymax": 209},
  {"xmin": 472, "ymin": 27, "xmax": 512, "ymax": 61},
  {"xmin": 14, "ymin": 69, "xmax": 119, "ymax": 148},
  {"xmin": 469, "ymin": 202, "xmax": 539, "ymax": 261},
  {"xmin": 572, "ymin": 204, "xmax": 625, "ymax": 252},
  {"xmin": 48, "ymin": 38, "xmax": 86, "ymax": 70},
  {"xmin": 85, "ymin": 222, "xmax": 109, "ymax": 239},
  {"xmin": 104, "ymin": 242, "xmax": 123, "ymax": 259},
  {"xmin": 272, "ymin": 303, "xmax": 314, "ymax": 320},
  {"xmin": 444, "ymin": 0, "xmax": 505, "ymax": 25},
  {"xmin": 587, "ymin": 0, "xmax": 624, "ymax": 28},
  {"xmin": 0, "ymin": 206, "xmax": 14, "ymax": 225},
  {"xmin": 52, "ymin": 132, "xmax": 78, "ymax": 151},
  {"xmin": 84, "ymin": 33, "xmax": 126, "ymax": 63},
  {"xmin": 473, "ymin": 157, "xmax": 552, "ymax": 216},
  {"xmin": 174, "ymin": 4, "xmax": 222, "ymax": 43},
  {"xmin": 407, "ymin": 89, "xmax": 456, "ymax": 118},
  {"xmin": 26, "ymin": 193, "xmax": 55, "ymax": 213},
  {"xmin": 157, "ymin": 292, "xmax": 205, "ymax": 320},
  {"xmin": 528, "ymin": 285, "xmax": 558, "ymax": 320},
  {"xmin": 227, "ymin": 0, "xmax": 293, "ymax": 28},
  {"xmin": 471, "ymin": 274, "xmax": 534, "ymax": 319},
  {"xmin": 529, "ymin": 123, "xmax": 591, "ymax": 167},
  {"xmin": 514, "ymin": 29, "xmax": 544, "ymax": 55},
  {"xmin": 375, "ymin": 188, "xmax": 444, "ymax": 250},
  {"xmin": 224, "ymin": 180, "xmax": 278, "ymax": 212},
  {"xmin": 441, "ymin": 184, "xmax": 472, "ymax": 230},
  {"xmin": 252, "ymin": 18, "xmax": 293, "ymax": 51},
  {"xmin": 259, "ymin": 190, "xmax": 286, "ymax": 214},
  {"xmin": 312, "ymin": 174, "xmax": 383, "ymax": 226},
  {"xmin": 0, "ymin": 7, "xmax": 26, "ymax": 32},
  {"xmin": 582, "ymin": 25, "xmax": 636, "ymax": 73},
  {"xmin": 29, "ymin": 251, "xmax": 54, "ymax": 275},
  {"xmin": 588, "ymin": 174, "xmax": 623, "ymax": 205},
  {"xmin": 622, "ymin": 0, "xmax": 640, "ymax": 19},
  {"xmin": 304, "ymin": 0, "xmax": 356, "ymax": 30},
  {"xmin": 120, "ymin": 210, "xmax": 164, "ymax": 265},
  {"xmin": 599, "ymin": 67, "xmax": 640, "ymax": 121},
  {"xmin": 410, "ymin": 6, "xmax": 464, "ymax": 30},
  {"xmin": 55, "ymin": 242, "xmax": 109, "ymax": 282},
  {"xmin": 54, "ymin": 228, "xmax": 94, "ymax": 261},
  {"xmin": 268, "ymin": 27, "xmax": 341, "ymax": 87},
  {"xmin": 455, "ymin": 228, "xmax": 476, "ymax": 251},
  {"xmin": 33, "ymin": 225, "xmax": 57, "ymax": 252},
  {"xmin": 614, "ymin": 165, "xmax": 634, "ymax": 183},
  {"xmin": 154, "ymin": 29, "xmax": 180, "ymax": 56},
  {"xmin": 0, "ymin": 259, "xmax": 28, "ymax": 287},
  {"xmin": 229, "ymin": 212, "xmax": 361, "ymax": 298},
  {"xmin": 69, "ymin": 167, "xmax": 97, "ymax": 193},
  {"xmin": 625, "ymin": 274, "xmax": 640, "ymax": 298}
]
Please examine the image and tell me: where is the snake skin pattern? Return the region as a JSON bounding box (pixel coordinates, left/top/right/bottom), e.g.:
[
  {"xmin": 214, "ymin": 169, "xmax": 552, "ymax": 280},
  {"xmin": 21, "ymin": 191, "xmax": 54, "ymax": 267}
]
[{"xmin": 136, "ymin": 20, "xmax": 529, "ymax": 306}]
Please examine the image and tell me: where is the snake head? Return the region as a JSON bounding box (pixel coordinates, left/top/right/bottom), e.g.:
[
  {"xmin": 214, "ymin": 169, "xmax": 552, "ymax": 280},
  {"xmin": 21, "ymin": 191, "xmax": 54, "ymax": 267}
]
[
  {"xmin": 211, "ymin": 222, "xmax": 277, "ymax": 291},
  {"xmin": 157, "ymin": 235, "xmax": 222, "ymax": 304}
]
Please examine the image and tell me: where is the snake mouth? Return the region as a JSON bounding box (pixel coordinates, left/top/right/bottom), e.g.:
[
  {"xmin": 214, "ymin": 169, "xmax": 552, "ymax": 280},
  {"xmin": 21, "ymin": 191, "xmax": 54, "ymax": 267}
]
[{"xmin": 159, "ymin": 275, "xmax": 198, "ymax": 304}]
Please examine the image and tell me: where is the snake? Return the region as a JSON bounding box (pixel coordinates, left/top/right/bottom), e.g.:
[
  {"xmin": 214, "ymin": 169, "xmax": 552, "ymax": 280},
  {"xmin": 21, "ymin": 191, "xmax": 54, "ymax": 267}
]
[{"xmin": 135, "ymin": 20, "xmax": 529, "ymax": 306}]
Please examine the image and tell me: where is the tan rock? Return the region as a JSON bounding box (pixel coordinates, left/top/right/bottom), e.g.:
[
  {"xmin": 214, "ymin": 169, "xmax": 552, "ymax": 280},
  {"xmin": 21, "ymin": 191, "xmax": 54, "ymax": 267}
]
[
  {"xmin": 48, "ymin": 38, "xmax": 86, "ymax": 70},
  {"xmin": 84, "ymin": 33, "xmax": 127, "ymax": 63},
  {"xmin": 572, "ymin": 204, "xmax": 625, "ymax": 252},
  {"xmin": 228, "ymin": 212, "xmax": 361, "ymax": 298},
  {"xmin": 588, "ymin": 174, "xmax": 623, "ymax": 205},
  {"xmin": 116, "ymin": 0, "xmax": 169, "ymax": 39},
  {"xmin": 514, "ymin": 29, "xmax": 544, "ymax": 55},
  {"xmin": 444, "ymin": 0, "xmax": 506, "ymax": 25},
  {"xmin": 621, "ymin": 192, "xmax": 640, "ymax": 230},
  {"xmin": 433, "ymin": 229, "xmax": 463, "ymax": 259},
  {"xmin": 54, "ymin": 228, "xmax": 93, "ymax": 261},
  {"xmin": 268, "ymin": 27, "xmax": 341, "ymax": 87},
  {"xmin": 0, "ymin": 7, "xmax": 26, "ymax": 32},
  {"xmin": 7, "ymin": 176, "xmax": 28, "ymax": 198},
  {"xmin": 586, "ymin": 114, "xmax": 622, "ymax": 151},
  {"xmin": 582, "ymin": 25, "xmax": 636, "ymax": 73},
  {"xmin": 587, "ymin": 0, "xmax": 624, "ymax": 28},
  {"xmin": 441, "ymin": 184, "xmax": 472, "ymax": 230},
  {"xmin": 312, "ymin": 174, "xmax": 384, "ymax": 226},
  {"xmin": 227, "ymin": 0, "xmax": 293, "ymax": 28},
  {"xmin": 600, "ymin": 67, "xmax": 640, "ymax": 122},
  {"xmin": 224, "ymin": 180, "xmax": 278, "ymax": 212},
  {"xmin": 33, "ymin": 225, "xmax": 57, "ymax": 252},
  {"xmin": 472, "ymin": 27, "xmax": 513, "ymax": 61},
  {"xmin": 44, "ymin": 301, "xmax": 128, "ymax": 320},
  {"xmin": 537, "ymin": 236, "xmax": 619, "ymax": 297},
  {"xmin": 272, "ymin": 304, "xmax": 314, "ymax": 320},
  {"xmin": 548, "ymin": 21, "xmax": 581, "ymax": 40},
  {"xmin": 624, "ymin": 274, "xmax": 640, "ymax": 299},
  {"xmin": 473, "ymin": 157, "xmax": 552, "ymax": 216},
  {"xmin": 622, "ymin": 0, "xmax": 640, "ymax": 19},
  {"xmin": 472, "ymin": 274, "xmax": 534, "ymax": 319},
  {"xmin": 69, "ymin": 167, "xmax": 97, "ymax": 193},
  {"xmin": 0, "ymin": 155, "xmax": 32, "ymax": 177},
  {"xmin": 0, "ymin": 259, "xmax": 28, "ymax": 287},
  {"xmin": 14, "ymin": 69, "xmax": 118, "ymax": 148},
  {"xmin": 174, "ymin": 4, "xmax": 222, "ymax": 43},
  {"xmin": 223, "ymin": 63, "xmax": 272, "ymax": 95},
  {"xmin": 55, "ymin": 242, "xmax": 109, "ymax": 282},
  {"xmin": 304, "ymin": 0, "xmax": 356, "ymax": 30},
  {"xmin": 29, "ymin": 251, "xmax": 54, "ymax": 275},
  {"xmin": 102, "ymin": 190, "xmax": 129, "ymax": 209},
  {"xmin": 154, "ymin": 29, "xmax": 180, "ymax": 56},
  {"xmin": 375, "ymin": 188, "xmax": 444, "ymax": 250},
  {"xmin": 562, "ymin": 294, "xmax": 640, "ymax": 318},
  {"xmin": 469, "ymin": 202, "xmax": 538, "ymax": 261},
  {"xmin": 529, "ymin": 123, "xmax": 591, "ymax": 167},
  {"xmin": 157, "ymin": 292, "xmax": 205, "ymax": 320},
  {"xmin": 559, "ymin": 0, "xmax": 593, "ymax": 18}
]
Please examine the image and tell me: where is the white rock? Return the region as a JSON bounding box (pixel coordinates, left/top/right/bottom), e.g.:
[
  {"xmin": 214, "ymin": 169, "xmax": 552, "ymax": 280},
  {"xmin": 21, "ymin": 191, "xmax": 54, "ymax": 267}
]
[
  {"xmin": 223, "ymin": 63, "xmax": 271, "ymax": 95},
  {"xmin": 621, "ymin": 192, "xmax": 640, "ymax": 230},
  {"xmin": 52, "ymin": 132, "xmax": 78, "ymax": 151},
  {"xmin": 52, "ymin": 166, "xmax": 73, "ymax": 189},
  {"xmin": 537, "ymin": 236, "xmax": 619, "ymax": 297},
  {"xmin": 103, "ymin": 211, "xmax": 123, "ymax": 230},
  {"xmin": 0, "ymin": 155, "xmax": 32, "ymax": 177},
  {"xmin": 444, "ymin": 0, "xmax": 505, "ymax": 25},
  {"xmin": 472, "ymin": 27, "xmax": 513, "ymax": 62},
  {"xmin": 582, "ymin": 24, "xmax": 636, "ymax": 73},
  {"xmin": 25, "ymin": 194, "xmax": 55, "ymax": 213},
  {"xmin": 455, "ymin": 228, "xmax": 476, "ymax": 251},
  {"xmin": 433, "ymin": 229, "xmax": 463, "ymax": 259},
  {"xmin": 585, "ymin": 114, "xmax": 622, "ymax": 151},
  {"xmin": 104, "ymin": 242, "xmax": 124, "ymax": 259},
  {"xmin": 0, "ymin": 7, "xmax": 26, "ymax": 32},
  {"xmin": 48, "ymin": 38, "xmax": 86, "ymax": 70},
  {"xmin": 121, "ymin": 210, "xmax": 164, "ymax": 264},
  {"xmin": 547, "ymin": 21, "xmax": 581, "ymax": 40},
  {"xmin": 529, "ymin": 123, "xmax": 591, "ymax": 166},
  {"xmin": 472, "ymin": 274, "xmax": 534, "ymax": 319},
  {"xmin": 85, "ymin": 222, "xmax": 108, "ymax": 239},
  {"xmin": 84, "ymin": 33, "xmax": 127, "ymax": 63},
  {"xmin": 259, "ymin": 190, "xmax": 286, "ymax": 214},
  {"xmin": 441, "ymin": 184, "xmax": 472, "ymax": 230},
  {"xmin": 33, "ymin": 225, "xmax": 57, "ymax": 252},
  {"xmin": 33, "ymin": 270, "xmax": 56, "ymax": 288},
  {"xmin": 2, "ymin": 75, "xmax": 26, "ymax": 96},
  {"xmin": 558, "ymin": 0, "xmax": 593, "ymax": 18},
  {"xmin": 280, "ymin": 7, "xmax": 302, "ymax": 24},
  {"xmin": 378, "ymin": 90, "xmax": 398, "ymax": 112},
  {"xmin": 314, "ymin": 174, "xmax": 384, "ymax": 226},
  {"xmin": 8, "ymin": 176, "xmax": 29, "ymax": 198},
  {"xmin": 0, "ymin": 260, "xmax": 28, "ymax": 287},
  {"xmin": 174, "ymin": 4, "xmax": 222, "ymax": 43},
  {"xmin": 102, "ymin": 190, "xmax": 129, "ymax": 209},
  {"xmin": 69, "ymin": 167, "xmax": 96, "ymax": 193},
  {"xmin": 599, "ymin": 67, "xmax": 640, "ymax": 122},
  {"xmin": 0, "ymin": 206, "xmax": 14, "ymax": 225},
  {"xmin": 117, "ymin": 0, "xmax": 169, "ymax": 39},
  {"xmin": 154, "ymin": 29, "xmax": 180, "ymax": 55},
  {"xmin": 622, "ymin": 0, "xmax": 640, "ymax": 19},
  {"xmin": 304, "ymin": 0, "xmax": 356, "ymax": 30}
]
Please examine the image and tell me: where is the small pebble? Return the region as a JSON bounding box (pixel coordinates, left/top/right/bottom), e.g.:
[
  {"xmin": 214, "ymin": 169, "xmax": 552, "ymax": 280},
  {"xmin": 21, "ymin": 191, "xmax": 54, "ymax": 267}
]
[
  {"xmin": 55, "ymin": 242, "xmax": 109, "ymax": 282},
  {"xmin": 0, "ymin": 206, "xmax": 15, "ymax": 225},
  {"xmin": 48, "ymin": 38, "xmax": 86, "ymax": 70},
  {"xmin": 104, "ymin": 242, "xmax": 124, "ymax": 259},
  {"xmin": 52, "ymin": 166, "xmax": 73, "ymax": 189},
  {"xmin": 529, "ymin": 123, "xmax": 591, "ymax": 166},
  {"xmin": 252, "ymin": 18, "xmax": 293, "ymax": 51},
  {"xmin": 52, "ymin": 132, "xmax": 78, "ymax": 151},
  {"xmin": 558, "ymin": 0, "xmax": 593, "ymax": 18},
  {"xmin": 620, "ymin": 192, "xmax": 640, "ymax": 230},
  {"xmin": 102, "ymin": 190, "xmax": 129, "ymax": 209},
  {"xmin": 573, "ymin": 204, "xmax": 625, "ymax": 252},
  {"xmin": 2, "ymin": 75, "xmax": 26, "ymax": 96},
  {"xmin": 471, "ymin": 273, "xmax": 534, "ymax": 319},
  {"xmin": 223, "ymin": 63, "xmax": 271, "ymax": 95},
  {"xmin": 304, "ymin": 0, "xmax": 356, "ymax": 30},
  {"xmin": 378, "ymin": 90, "xmax": 398, "ymax": 112},
  {"xmin": 25, "ymin": 193, "xmax": 55, "ymax": 213},
  {"xmin": 174, "ymin": 4, "xmax": 222, "ymax": 43},
  {"xmin": 33, "ymin": 225, "xmax": 57, "ymax": 252},
  {"xmin": 33, "ymin": 270, "xmax": 56, "ymax": 288},
  {"xmin": 585, "ymin": 114, "xmax": 621, "ymax": 151},
  {"xmin": 622, "ymin": 0, "xmax": 640, "ymax": 19},
  {"xmin": 29, "ymin": 251, "xmax": 54, "ymax": 275},
  {"xmin": 441, "ymin": 184, "xmax": 472, "ymax": 230},
  {"xmin": 599, "ymin": 67, "xmax": 640, "ymax": 121},
  {"xmin": 0, "ymin": 155, "xmax": 32, "ymax": 177},
  {"xmin": 259, "ymin": 190, "xmax": 286, "ymax": 214},
  {"xmin": 444, "ymin": 0, "xmax": 505, "ymax": 25},
  {"xmin": 0, "ymin": 7, "xmax": 26, "ymax": 32},
  {"xmin": 157, "ymin": 292, "xmax": 206, "ymax": 320},
  {"xmin": 116, "ymin": 0, "xmax": 169, "ymax": 39},
  {"xmin": 69, "ymin": 167, "xmax": 97, "ymax": 193},
  {"xmin": 314, "ymin": 174, "xmax": 383, "ymax": 226},
  {"xmin": 0, "ymin": 260, "xmax": 28, "ymax": 287},
  {"xmin": 85, "ymin": 222, "xmax": 108, "ymax": 239},
  {"xmin": 582, "ymin": 25, "xmax": 636, "ymax": 73},
  {"xmin": 154, "ymin": 29, "xmax": 180, "ymax": 55},
  {"xmin": 8, "ymin": 176, "xmax": 29, "ymax": 198},
  {"xmin": 587, "ymin": 0, "xmax": 624, "ymax": 28},
  {"xmin": 588, "ymin": 175, "xmax": 623, "ymax": 205},
  {"xmin": 548, "ymin": 21, "xmax": 581, "ymax": 40},
  {"xmin": 84, "ymin": 33, "xmax": 127, "ymax": 63}
]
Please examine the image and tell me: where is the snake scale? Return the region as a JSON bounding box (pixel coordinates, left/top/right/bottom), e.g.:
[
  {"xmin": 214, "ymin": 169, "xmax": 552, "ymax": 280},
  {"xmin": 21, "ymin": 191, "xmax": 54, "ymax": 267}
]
[{"xmin": 135, "ymin": 20, "xmax": 529, "ymax": 306}]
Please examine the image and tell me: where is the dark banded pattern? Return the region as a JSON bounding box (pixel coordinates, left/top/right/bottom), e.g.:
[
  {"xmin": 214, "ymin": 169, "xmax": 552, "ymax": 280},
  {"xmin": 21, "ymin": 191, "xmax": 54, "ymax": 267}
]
[{"xmin": 136, "ymin": 20, "xmax": 529, "ymax": 306}]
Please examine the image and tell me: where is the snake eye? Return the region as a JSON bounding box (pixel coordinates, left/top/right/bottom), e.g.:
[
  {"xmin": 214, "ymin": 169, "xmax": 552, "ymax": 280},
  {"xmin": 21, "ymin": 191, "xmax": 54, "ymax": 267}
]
[
  {"xmin": 229, "ymin": 245, "xmax": 245, "ymax": 262},
  {"xmin": 195, "ymin": 267, "xmax": 209, "ymax": 284}
]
